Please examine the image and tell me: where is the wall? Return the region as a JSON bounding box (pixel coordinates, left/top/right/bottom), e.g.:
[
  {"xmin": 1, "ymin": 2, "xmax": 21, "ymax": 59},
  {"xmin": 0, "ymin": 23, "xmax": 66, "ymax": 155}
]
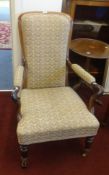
[
  {"xmin": 10, "ymin": 0, "xmax": 62, "ymax": 74},
  {"xmin": 20, "ymin": 0, "xmax": 62, "ymax": 12},
  {"xmin": 0, "ymin": 1, "xmax": 10, "ymax": 21}
]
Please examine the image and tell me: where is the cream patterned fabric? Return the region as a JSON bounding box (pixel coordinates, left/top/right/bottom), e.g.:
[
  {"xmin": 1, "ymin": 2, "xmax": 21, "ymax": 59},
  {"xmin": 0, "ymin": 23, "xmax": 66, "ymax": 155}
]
[
  {"xmin": 14, "ymin": 66, "xmax": 24, "ymax": 87},
  {"xmin": 17, "ymin": 87, "xmax": 99, "ymax": 145},
  {"xmin": 21, "ymin": 13, "xmax": 71, "ymax": 88},
  {"xmin": 71, "ymin": 64, "xmax": 96, "ymax": 84},
  {"xmin": 14, "ymin": 65, "xmax": 24, "ymax": 97}
]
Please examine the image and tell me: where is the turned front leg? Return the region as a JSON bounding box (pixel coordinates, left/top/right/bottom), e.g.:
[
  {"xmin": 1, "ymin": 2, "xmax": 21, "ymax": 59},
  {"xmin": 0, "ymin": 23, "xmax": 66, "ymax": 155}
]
[
  {"xmin": 20, "ymin": 145, "xmax": 29, "ymax": 168},
  {"xmin": 82, "ymin": 136, "xmax": 95, "ymax": 157}
]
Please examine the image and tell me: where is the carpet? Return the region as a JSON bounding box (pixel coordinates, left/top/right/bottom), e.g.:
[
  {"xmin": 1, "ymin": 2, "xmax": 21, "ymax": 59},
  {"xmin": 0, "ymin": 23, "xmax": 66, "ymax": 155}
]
[
  {"xmin": 0, "ymin": 92, "xmax": 109, "ymax": 175},
  {"xmin": 0, "ymin": 2, "xmax": 11, "ymax": 49},
  {"xmin": 0, "ymin": 21, "xmax": 12, "ymax": 49}
]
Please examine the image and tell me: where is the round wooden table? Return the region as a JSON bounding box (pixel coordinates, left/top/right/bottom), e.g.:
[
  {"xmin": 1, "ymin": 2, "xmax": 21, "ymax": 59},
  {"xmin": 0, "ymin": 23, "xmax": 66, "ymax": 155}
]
[{"xmin": 69, "ymin": 38, "xmax": 109, "ymax": 70}]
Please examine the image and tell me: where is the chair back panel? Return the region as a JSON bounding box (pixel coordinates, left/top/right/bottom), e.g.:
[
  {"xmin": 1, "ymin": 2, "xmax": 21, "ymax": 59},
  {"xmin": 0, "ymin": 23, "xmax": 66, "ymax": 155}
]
[{"xmin": 19, "ymin": 12, "xmax": 71, "ymax": 88}]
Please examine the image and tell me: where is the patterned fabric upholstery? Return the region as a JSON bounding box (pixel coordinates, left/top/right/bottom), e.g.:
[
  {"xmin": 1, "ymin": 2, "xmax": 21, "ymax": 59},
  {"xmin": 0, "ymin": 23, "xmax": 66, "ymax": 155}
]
[
  {"xmin": 17, "ymin": 12, "xmax": 100, "ymax": 147},
  {"xmin": 14, "ymin": 65, "xmax": 24, "ymax": 97},
  {"xmin": 21, "ymin": 13, "xmax": 71, "ymax": 88},
  {"xmin": 14, "ymin": 66, "xmax": 24, "ymax": 87},
  {"xmin": 17, "ymin": 87, "xmax": 99, "ymax": 145},
  {"xmin": 71, "ymin": 64, "xmax": 96, "ymax": 84}
]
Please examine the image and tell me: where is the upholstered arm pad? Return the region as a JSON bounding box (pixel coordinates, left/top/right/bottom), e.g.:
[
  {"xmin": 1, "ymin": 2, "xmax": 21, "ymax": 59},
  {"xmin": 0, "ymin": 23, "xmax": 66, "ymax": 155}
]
[
  {"xmin": 14, "ymin": 65, "xmax": 24, "ymax": 88},
  {"xmin": 71, "ymin": 64, "xmax": 96, "ymax": 84}
]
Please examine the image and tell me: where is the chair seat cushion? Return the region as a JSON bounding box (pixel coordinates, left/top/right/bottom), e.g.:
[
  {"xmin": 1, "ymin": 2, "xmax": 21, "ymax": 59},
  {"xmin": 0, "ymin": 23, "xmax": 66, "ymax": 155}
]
[{"xmin": 17, "ymin": 87, "xmax": 99, "ymax": 145}]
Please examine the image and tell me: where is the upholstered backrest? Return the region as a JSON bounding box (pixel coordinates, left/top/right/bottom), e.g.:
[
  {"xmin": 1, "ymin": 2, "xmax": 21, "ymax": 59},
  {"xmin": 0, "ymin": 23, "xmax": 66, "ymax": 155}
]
[{"xmin": 19, "ymin": 12, "xmax": 71, "ymax": 88}]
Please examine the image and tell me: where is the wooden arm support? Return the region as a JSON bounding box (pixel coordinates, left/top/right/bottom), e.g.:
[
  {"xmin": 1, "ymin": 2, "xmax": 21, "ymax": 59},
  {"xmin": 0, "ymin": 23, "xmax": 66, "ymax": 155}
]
[
  {"xmin": 88, "ymin": 82, "xmax": 104, "ymax": 112},
  {"xmin": 11, "ymin": 86, "xmax": 20, "ymax": 101}
]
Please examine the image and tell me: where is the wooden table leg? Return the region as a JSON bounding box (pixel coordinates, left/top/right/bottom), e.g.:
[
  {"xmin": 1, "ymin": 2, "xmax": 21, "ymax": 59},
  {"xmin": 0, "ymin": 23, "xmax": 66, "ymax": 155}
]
[
  {"xmin": 85, "ymin": 58, "xmax": 91, "ymax": 72},
  {"xmin": 102, "ymin": 103, "xmax": 109, "ymax": 125}
]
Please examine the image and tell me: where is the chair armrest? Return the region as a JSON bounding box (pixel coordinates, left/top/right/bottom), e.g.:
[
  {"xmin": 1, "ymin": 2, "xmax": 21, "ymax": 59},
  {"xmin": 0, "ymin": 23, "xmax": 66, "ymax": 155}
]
[
  {"xmin": 67, "ymin": 59, "xmax": 104, "ymax": 112},
  {"xmin": 71, "ymin": 64, "xmax": 96, "ymax": 85},
  {"xmin": 14, "ymin": 65, "xmax": 24, "ymax": 87},
  {"xmin": 12, "ymin": 65, "xmax": 24, "ymax": 100},
  {"xmin": 67, "ymin": 59, "xmax": 95, "ymax": 85}
]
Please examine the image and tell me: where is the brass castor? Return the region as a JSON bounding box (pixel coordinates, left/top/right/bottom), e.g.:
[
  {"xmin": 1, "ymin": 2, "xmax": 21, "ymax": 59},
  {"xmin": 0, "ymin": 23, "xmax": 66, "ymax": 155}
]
[
  {"xmin": 82, "ymin": 149, "xmax": 89, "ymax": 157},
  {"xmin": 21, "ymin": 157, "xmax": 28, "ymax": 168},
  {"xmin": 82, "ymin": 152, "xmax": 87, "ymax": 157}
]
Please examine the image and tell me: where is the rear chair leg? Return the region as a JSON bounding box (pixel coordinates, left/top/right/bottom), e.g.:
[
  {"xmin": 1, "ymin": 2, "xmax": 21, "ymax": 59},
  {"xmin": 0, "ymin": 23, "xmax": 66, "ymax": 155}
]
[
  {"xmin": 82, "ymin": 136, "xmax": 95, "ymax": 157},
  {"xmin": 20, "ymin": 145, "xmax": 29, "ymax": 168}
]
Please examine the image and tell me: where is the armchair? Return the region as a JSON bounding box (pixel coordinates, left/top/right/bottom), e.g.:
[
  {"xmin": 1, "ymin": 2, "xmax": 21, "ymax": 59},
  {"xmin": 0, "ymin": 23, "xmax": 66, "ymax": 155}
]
[{"xmin": 13, "ymin": 12, "xmax": 103, "ymax": 168}]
